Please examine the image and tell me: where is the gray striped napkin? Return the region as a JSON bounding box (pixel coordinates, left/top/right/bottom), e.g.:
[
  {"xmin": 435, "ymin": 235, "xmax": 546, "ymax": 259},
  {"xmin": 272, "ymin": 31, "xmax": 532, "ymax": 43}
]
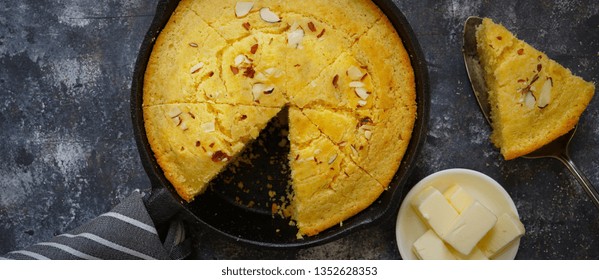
[{"xmin": 0, "ymin": 192, "xmax": 190, "ymax": 260}]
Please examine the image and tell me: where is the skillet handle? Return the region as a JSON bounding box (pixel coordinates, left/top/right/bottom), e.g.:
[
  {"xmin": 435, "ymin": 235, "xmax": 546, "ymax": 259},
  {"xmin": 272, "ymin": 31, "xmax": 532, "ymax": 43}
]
[{"xmin": 143, "ymin": 187, "xmax": 183, "ymax": 228}]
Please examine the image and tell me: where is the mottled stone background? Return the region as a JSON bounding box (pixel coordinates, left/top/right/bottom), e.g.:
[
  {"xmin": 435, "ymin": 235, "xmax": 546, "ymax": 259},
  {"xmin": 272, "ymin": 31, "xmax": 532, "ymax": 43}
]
[{"xmin": 1, "ymin": 0, "xmax": 598, "ymax": 259}]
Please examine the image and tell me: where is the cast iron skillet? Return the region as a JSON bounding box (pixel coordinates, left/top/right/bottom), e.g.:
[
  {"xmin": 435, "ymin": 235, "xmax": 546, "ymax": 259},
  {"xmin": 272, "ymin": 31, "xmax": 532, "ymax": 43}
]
[{"xmin": 131, "ymin": 0, "xmax": 429, "ymax": 248}]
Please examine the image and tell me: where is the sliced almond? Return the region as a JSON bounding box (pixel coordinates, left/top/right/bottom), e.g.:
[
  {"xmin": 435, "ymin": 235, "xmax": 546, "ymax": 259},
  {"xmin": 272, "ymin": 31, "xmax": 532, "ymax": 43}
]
[
  {"xmin": 167, "ymin": 106, "xmax": 183, "ymax": 118},
  {"xmin": 359, "ymin": 124, "xmax": 375, "ymax": 131},
  {"xmin": 354, "ymin": 87, "xmax": 370, "ymax": 100},
  {"xmin": 250, "ymin": 44, "xmax": 259, "ymax": 54},
  {"xmin": 347, "ymin": 66, "xmax": 363, "ymax": 81},
  {"xmin": 288, "ymin": 28, "xmax": 304, "ymax": 48},
  {"xmin": 171, "ymin": 116, "xmax": 182, "ymax": 125},
  {"xmin": 349, "ymin": 81, "xmax": 365, "ymax": 88},
  {"xmin": 252, "ymin": 83, "xmax": 266, "ymax": 100},
  {"xmin": 523, "ymin": 91, "xmax": 536, "ymax": 109},
  {"xmin": 350, "ymin": 145, "xmax": 359, "ymax": 157},
  {"xmin": 260, "ymin": 7, "xmax": 280, "ymax": 23},
  {"xmin": 234, "ymin": 54, "xmax": 248, "ymax": 66},
  {"xmin": 316, "ymin": 29, "xmax": 326, "ymax": 38},
  {"xmin": 190, "ymin": 62, "xmax": 204, "ymax": 74},
  {"xmin": 202, "ymin": 121, "xmax": 216, "ymax": 133},
  {"xmin": 328, "ymin": 154, "xmax": 338, "ymax": 165},
  {"xmin": 263, "ymin": 85, "xmax": 275, "ymax": 94},
  {"xmin": 364, "ymin": 130, "xmax": 372, "ymax": 140},
  {"xmin": 357, "ymin": 100, "xmax": 367, "ymax": 107},
  {"xmin": 235, "ymin": 2, "xmax": 254, "ymax": 18},
  {"xmin": 180, "ymin": 121, "xmax": 189, "ymax": 131},
  {"xmin": 537, "ymin": 77, "xmax": 553, "ymax": 108}
]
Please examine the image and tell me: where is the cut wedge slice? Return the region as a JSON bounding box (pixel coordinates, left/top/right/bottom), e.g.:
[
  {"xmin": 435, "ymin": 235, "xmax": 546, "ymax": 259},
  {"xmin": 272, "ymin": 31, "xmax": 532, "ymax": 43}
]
[
  {"xmin": 144, "ymin": 103, "xmax": 281, "ymax": 201},
  {"xmin": 476, "ymin": 18, "xmax": 595, "ymax": 159},
  {"xmin": 301, "ymin": 106, "xmax": 415, "ymax": 188},
  {"xmin": 288, "ymin": 107, "xmax": 385, "ymax": 236}
]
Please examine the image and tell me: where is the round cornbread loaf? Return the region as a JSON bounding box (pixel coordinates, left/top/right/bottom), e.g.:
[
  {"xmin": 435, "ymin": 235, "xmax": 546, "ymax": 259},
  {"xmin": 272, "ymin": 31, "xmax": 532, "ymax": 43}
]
[{"xmin": 143, "ymin": 0, "xmax": 417, "ymax": 236}]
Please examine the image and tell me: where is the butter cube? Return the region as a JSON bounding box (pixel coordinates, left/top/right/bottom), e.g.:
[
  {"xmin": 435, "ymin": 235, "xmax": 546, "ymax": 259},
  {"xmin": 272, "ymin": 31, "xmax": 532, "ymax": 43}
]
[
  {"xmin": 412, "ymin": 186, "xmax": 459, "ymax": 237},
  {"xmin": 412, "ymin": 230, "xmax": 456, "ymax": 260},
  {"xmin": 443, "ymin": 184, "xmax": 474, "ymax": 213},
  {"xmin": 450, "ymin": 246, "xmax": 489, "ymax": 260},
  {"xmin": 442, "ymin": 201, "xmax": 497, "ymax": 256},
  {"xmin": 478, "ymin": 212, "xmax": 525, "ymax": 258}
]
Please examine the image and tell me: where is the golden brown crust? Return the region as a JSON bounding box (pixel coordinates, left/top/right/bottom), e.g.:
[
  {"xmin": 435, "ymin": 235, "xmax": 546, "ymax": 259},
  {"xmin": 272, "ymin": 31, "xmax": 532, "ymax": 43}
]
[{"xmin": 143, "ymin": 0, "xmax": 417, "ymax": 235}]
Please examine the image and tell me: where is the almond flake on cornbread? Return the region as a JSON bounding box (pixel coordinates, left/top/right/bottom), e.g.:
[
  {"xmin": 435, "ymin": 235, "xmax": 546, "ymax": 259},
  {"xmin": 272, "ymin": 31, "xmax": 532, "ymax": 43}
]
[
  {"xmin": 288, "ymin": 28, "xmax": 305, "ymax": 48},
  {"xmin": 260, "ymin": 7, "xmax": 280, "ymax": 23},
  {"xmin": 537, "ymin": 77, "xmax": 553, "ymax": 108},
  {"xmin": 167, "ymin": 106, "xmax": 183, "ymax": 118},
  {"xmin": 242, "ymin": 22, "xmax": 251, "ymax": 30},
  {"xmin": 349, "ymin": 81, "xmax": 365, "ymax": 88},
  {"xmin": 235, "ymin": 2, "xmax": 253, "ymax": 18},
  {"xmin": 201, "ymin": 121, "xmax": 216, "ymax": 133},
  {"xmin": 354, "ymin": 87, "xmax": 370, "ymax": 100},
  {"xmin": 190, "ymin": 62, "xmax": 204, "ymax": 74},
  {"xmin": 328, "ymin": 153, "xmax": 338, "ymax": 165},
  {"xmin": 250, "ymin": 43, "xmax": 259, "ymax": 54},
  {"xmin": 316, "ymin": 29, "xmax": 326, "ymax": 38},
  {"xmin": 234, "ymin": 54, "xmax": 249, "ymax": 66},
  {"xmin": 347, "ymin": 66, "xmax": 364, "ymax": 81}
]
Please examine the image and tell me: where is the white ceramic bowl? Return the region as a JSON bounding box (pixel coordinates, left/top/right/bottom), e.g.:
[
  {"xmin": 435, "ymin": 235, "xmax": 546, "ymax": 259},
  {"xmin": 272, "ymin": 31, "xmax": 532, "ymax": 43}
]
[{"xmin": 395, "ymin": 168, "xmax": 521, "ymax": 260}]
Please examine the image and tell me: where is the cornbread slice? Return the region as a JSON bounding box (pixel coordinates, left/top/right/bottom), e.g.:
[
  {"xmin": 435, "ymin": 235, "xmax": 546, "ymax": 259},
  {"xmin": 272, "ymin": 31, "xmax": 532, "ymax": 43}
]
[
  {"xmin": 188, "ymin": 0, "xmax": 289, "ymax": 41},
  {"xmin": 301, "ymin": 105, "xmax": 415, "ymax": 188},
  {"xmin": 144, "ymin": 103, "xmax": 281, "ymax": 201},
  {"xmin": 282, "ymin": 0, "xmax": 383, "ymax": 42},
  {"xmin": 288, "ymin": 107, "xmax": 384, "ymax": 236},
  {"xmin": 220, "ymin": 32, "xmax": 288, "ymax": 107},
  {"xmin": 289, "ymin": 52, "xmax": 376, "ymax": 109},
  {"xmin": 284, "ymin": 13, "xmax": 353, "ymax": 92},
  {"xmin": 143, "ymin": 3, "xmax": 227, "ymax": 106},
  {"xmin": 476, "ymin": 18, "xmax": 595, "ymax": 159},
  {"xmin": 351, "ymin": 17, "xmax": 416, "ymax": 110}
]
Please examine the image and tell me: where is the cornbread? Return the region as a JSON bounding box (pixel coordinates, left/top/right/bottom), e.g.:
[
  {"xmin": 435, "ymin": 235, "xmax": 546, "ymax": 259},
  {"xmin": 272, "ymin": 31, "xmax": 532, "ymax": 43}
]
[
  {"xmin": 143, "ymin": 0, "xmax": 416, "ymax": 236},
  {"xmin": 476, "ymin": 18, "xmax": 595, "ymax": 160}
]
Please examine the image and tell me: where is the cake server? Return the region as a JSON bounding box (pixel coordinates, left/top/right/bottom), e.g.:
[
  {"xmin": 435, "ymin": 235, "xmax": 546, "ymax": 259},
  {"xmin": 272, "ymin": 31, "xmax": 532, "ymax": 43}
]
[{"xmin": 462, "ymin": 16, "xmax": 599, "ymax": 209}]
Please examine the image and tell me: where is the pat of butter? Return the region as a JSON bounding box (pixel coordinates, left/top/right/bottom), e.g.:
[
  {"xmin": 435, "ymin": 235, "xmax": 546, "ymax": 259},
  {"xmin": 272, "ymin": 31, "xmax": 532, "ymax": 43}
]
[
  {"xmin": 478, "ymin": 212, "xmax": 525, "ymax": 258},
  {"xmin": 443, "ymin": 184, "xmax": 474, "ymax": 213},
  {"xmin": 412, "ymin": 230, "xmax": 456, "ymax": 260},
  {"xmin": 450, "ymin": 246, "xmax": 489, "ymax": 260},
  {"xmin": 442, "ymin": 201, "xmax": 497, "ymax": 256},
  {"xmin": 412, "ymin": 186, "xmax": 459, "ymax": 237}
]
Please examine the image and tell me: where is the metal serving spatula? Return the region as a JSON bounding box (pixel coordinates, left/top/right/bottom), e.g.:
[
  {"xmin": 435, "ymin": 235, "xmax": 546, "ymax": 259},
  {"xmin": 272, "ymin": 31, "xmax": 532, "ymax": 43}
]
[{"xmin": 462, "ymin": 16, "xmax": 599, "ymax": 209}]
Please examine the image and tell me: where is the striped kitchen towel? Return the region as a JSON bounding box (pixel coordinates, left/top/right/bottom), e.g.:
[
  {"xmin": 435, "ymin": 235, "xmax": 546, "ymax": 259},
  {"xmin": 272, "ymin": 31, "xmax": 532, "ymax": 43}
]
[{"xmin": 0, "ymin": 191, "xmax": 190, "ymax": 260}]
